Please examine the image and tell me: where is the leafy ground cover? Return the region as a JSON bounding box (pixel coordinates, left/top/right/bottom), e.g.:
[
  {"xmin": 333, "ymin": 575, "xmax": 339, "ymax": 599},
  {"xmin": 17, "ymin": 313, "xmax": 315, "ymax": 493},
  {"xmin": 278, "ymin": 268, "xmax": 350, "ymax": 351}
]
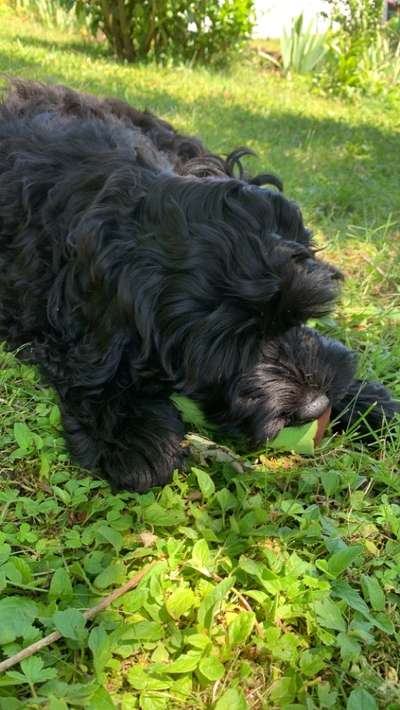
[{"xmin": 0, "ymin": 5, "xmax": 400, "ymax": 708}]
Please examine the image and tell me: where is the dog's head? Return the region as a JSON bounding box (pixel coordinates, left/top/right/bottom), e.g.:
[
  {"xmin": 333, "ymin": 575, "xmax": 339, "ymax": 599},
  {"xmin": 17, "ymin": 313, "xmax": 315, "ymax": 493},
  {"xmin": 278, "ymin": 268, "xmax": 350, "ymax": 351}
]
[
  {"xmin": 228, "ymin": 326, "xmax": 357, "ymax": 443},
  {"xmin": 120, "ymin": 174, "xmax": 343, "ymax": 387}
]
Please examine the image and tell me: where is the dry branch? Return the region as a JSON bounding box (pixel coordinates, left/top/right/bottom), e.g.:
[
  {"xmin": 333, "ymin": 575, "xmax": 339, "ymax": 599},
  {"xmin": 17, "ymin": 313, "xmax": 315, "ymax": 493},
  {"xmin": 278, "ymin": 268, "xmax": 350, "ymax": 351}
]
[{"xmin": 0, "ymin": 561, "xmax": 156, "ymax": 674}]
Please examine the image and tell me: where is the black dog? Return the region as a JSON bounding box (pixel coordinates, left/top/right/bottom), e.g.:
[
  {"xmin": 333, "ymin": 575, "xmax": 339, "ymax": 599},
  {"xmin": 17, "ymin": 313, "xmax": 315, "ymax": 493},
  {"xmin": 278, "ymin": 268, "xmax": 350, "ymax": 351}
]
[{"xmin": 0, "ymin": 79, "xmax": 397, "ymax": 491}]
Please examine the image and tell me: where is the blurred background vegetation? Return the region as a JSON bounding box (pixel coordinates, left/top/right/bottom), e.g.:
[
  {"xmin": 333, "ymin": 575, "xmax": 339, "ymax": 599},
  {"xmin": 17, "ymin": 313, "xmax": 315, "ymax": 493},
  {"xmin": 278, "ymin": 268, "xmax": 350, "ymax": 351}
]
[{"xmin": 8, "ymin": 0, "xmax": 400, "ymax": 98}]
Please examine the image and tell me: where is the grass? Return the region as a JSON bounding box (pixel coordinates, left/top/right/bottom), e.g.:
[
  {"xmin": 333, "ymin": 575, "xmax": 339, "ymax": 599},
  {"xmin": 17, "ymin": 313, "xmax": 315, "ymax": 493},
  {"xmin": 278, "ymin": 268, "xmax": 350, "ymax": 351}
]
[{"xmin": 0, "ymin": 5, "xmax": 400, "ymax": 709}]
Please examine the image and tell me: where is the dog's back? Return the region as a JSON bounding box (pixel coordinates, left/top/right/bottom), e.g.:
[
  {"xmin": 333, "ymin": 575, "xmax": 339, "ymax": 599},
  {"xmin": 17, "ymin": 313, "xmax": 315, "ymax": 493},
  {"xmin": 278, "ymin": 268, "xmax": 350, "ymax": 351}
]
[
  {"xmin": 0, "ymin": 97, "xmax": 172, "ymax": 347},
  {"xmin": 1, "ymin": 78, "xmax": 283, "ymax": 188}
]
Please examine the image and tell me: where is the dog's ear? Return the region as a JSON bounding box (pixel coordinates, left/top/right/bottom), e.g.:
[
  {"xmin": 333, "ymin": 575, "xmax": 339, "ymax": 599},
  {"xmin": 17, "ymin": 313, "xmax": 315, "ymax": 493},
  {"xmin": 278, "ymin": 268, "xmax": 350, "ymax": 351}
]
[
  {"xmin": 265, "ymin": 242, "xmax": 343, "ymax": 329},
  {"xmin": 221, "ymin": 183, "xmax": 313, "ymax": 246},
  {"xmin": 219, "ymin": 233, "xmax": 342, "ymax": 332},
  {"xmin": 268, "ymin": 190, "xmax": 313, "ymax": 245}
]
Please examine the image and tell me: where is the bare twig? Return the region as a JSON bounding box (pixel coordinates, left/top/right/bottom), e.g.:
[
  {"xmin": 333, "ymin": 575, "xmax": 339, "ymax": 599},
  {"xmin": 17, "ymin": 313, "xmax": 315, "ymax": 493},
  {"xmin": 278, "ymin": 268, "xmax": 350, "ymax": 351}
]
[{"xmin": 0, "ymin": 561, "xmax": 156, "ymax": 674}]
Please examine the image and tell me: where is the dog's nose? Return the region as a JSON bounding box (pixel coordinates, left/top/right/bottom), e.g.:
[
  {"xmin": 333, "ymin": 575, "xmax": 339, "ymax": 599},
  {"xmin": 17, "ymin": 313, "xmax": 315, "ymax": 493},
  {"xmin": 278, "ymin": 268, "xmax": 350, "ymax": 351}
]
[{"xmin": 294, "ymin": 393, "xmax": 330, "ymax": 424}]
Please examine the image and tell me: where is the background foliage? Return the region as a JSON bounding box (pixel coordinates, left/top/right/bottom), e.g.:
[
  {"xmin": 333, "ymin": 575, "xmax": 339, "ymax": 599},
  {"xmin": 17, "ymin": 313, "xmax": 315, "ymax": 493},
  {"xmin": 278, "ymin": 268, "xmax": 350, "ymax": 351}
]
[
  {"xmin": 322, "ymin": 0, "xmax": 385, "ymax": 38},
  {"xmin": 11, "ymin": 0, "xmax": 400, "ymax": 95},
  {"xmin": 316, "ymin": 0, "xmax": 400, "ymax": 95},
  {"xmin": 13, "ymin": 0, "xmax": 255, "ymax": 64}
]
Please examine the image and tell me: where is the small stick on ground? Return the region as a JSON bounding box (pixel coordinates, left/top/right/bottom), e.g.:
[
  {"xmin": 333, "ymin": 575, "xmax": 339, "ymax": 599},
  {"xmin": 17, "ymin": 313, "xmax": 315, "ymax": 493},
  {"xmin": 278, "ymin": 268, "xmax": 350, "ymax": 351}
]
[{"xmin": 0, "ymin": 561, "xmax": 156, "ymax": 674}]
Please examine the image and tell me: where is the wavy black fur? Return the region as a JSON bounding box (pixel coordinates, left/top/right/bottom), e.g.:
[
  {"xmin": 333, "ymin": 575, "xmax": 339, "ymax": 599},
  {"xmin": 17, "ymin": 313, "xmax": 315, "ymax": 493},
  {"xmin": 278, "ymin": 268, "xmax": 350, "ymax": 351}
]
[
  {"xmin": 0, "ymin": 79, "xmax": 398, "ymax": 491},
  {"xmin": 2, "ymin": 78, "xmax": 283, "ymax": 188}
]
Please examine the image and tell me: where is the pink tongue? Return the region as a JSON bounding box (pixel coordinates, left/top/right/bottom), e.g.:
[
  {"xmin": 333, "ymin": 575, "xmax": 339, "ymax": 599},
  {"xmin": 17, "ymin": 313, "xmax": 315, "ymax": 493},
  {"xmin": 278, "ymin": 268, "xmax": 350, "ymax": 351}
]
[{"xmin": 314, "ymin": 407, "xmax": 331, "ymax": 446}]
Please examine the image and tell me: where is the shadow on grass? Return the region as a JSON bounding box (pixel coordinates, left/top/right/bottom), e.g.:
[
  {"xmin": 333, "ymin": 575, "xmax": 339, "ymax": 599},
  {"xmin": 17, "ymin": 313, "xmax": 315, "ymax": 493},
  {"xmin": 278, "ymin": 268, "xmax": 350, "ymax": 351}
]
[
  {"xmin": 9, "ymin": 33, "xmax": 112, "ymax": 60},
  {"xmin": 1, "ymin": 34, "xmax": 399, "ymax": 235}
]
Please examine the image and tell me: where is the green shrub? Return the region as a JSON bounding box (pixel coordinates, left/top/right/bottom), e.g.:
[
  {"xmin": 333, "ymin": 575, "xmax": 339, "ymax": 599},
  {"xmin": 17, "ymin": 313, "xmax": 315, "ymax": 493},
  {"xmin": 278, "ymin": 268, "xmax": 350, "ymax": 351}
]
[
  {"xmin": 358, "ymin": 31, "xmax": 400, "ymax": 92},
  {"xmin": 385, "ymin": 14, "xmax": 400, "ymax": 49},
  {"xmin": 322, "ymin": 0, "xmax": 384, "ymax": 40},
  {"xmin": 11, "ymin": 0, "xmax": 254, "ymax": 64},
  {"xmin": 317, "ymin": 0, "xmax": 400, "ymax": 96},
  {"xmin": 73, "ymin": 0, "xmax": 255, "ymax": 64}
]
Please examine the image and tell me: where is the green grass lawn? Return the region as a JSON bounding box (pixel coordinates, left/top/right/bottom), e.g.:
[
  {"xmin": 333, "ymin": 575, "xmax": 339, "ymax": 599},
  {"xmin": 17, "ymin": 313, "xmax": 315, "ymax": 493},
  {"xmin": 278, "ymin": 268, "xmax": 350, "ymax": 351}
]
[{"xmin": 0, "ymin": 5, "xmax": 400, "ymax": 709}]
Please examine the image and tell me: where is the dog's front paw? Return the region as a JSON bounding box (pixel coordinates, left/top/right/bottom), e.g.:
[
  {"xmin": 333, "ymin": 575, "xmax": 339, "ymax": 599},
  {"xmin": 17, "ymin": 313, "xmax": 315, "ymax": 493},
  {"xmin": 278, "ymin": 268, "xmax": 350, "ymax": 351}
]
[{"xmin": 103, "ymin": 446, "xmax": 187, "ymax": 493}]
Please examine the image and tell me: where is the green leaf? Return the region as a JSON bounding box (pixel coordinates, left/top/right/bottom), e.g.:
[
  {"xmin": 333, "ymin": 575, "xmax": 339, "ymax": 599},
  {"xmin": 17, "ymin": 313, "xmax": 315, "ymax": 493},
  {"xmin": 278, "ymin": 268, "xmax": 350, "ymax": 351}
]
[
  {"xmin": 299, "ymin": 649, "xmax": 329, "ymax": 677},
  {"xmin": 49, "ymin": 568, "xmax": 73, "ymax": 602},
  {"xmin": 185, "ymin": 633, "xmax": 211, "ymax": 651},
  {"xmin": 190, "ymin": 538, "xmax": 212, "ymax": 573},
  {"xmin": 317, "ymin": 682, "xmax": 338, "ymax": 708},
  {"xmin": 20, "ymin": 656, "xmax": 57, "ymax": 684},
  {"xmin": 86, "ymin": 686, "xmax": 115, "ymax": 710},
  {"xmin": 228, "ymin": 611, "xmax": 255, "ymax": 647},
  {"xmin": 170, "ymin": 395, "xmax": 212, "ymax": 429},
  {"xmin": 3, "ymin": 558, "xmax": 33, "ymax": 585},
  {"xmin": 337, "ymin": 632, "xmax": 361, "ymax": 662},
  {"xmin": 155, "ymin": 652, "xmax": 201, "ymax": 674},
  {"xmin": 94, "ymin": 561, "xmax": 126, "ymax": 589},
  {"xmin": 327, "ymin": 545, "xmax": 363, "ymax": 578},
  {"xmin": 314, "ymin": 598, "xmax": 346, "ymax": 632},
  {"xmin": 197, "ymin": 577, "xmax": 234, "ymax": 631},
  {"xmin": 48, "ymin": 697, "xmax": 69, "ymax": 710},
  {"xmin": 370, "ymin": 612, "xmax": 394, "ymax": 635},
  {"xmin": 166, "ymin": 588, "xmax": 196, "ymax": 619},
  {"xmin": 347, "ymin": 688, "xmax": 378, "ymax": 710},
  {"xmin": 0, "ymin": 543, "xmax": 11, "ymax": 566},
  {"xmin": 53, "ymin": 608, "xmax": 87, "ymax": 643},
  {"xmin": 0, "ymin": 596, "xmax": 38, "ymax": 644},
  {"xmin": 49, "ymin": 405, "xmax": 61, "ymax": 427},
  {"xmin": 143, "ymin": 503, "xmax": 186, "ymax": 527},
  {"xmin": 13, "ymin": 422, "xmax": 34, "ymax": 450},
  {"xmin": 122, "ymin": 621, "xmax": 164, "ymax": 642},
  {"xmin": 269, "ymin": 675, "xmax": 297, "ymax": 705},
  {"xmin": 193, "ymin": 467, "xmax": 215, "ymax": 499},
  {"xmin": 239, "ymin": 556, "xmax": 265, "ymax": 579},
  {"xmin": 198, "ymin": 656, "xmax": 225, "ymax": 681},
  {"xmin": 214, "ymin": 687, "xmax": 248, "ymax": 710},
  {"xmin": 88, "ymin": 625, "xmax": 112, "ymax": 677},
  {"xmin": 140, "ymin": 696, "xmax": 168, "ymax": 710},
  {"xmin": 320, "ymin": 469, "xmax": 340, "ymax": 497},
  {"xmin": 361, "ymin": 575, "xmax": 385, "ymax": 611},
  {"xmin": 215, "ymin": 488, "xmax": 237, "ymax": 513},
  {"xmin": 332, "ymin": 580, "xmax": 370, "ymax": 617},
  {"xmin": 3, "ymin": 659, "xmax": 56, "ymax": 686},
  {"xmin": 126, "ymin": 666, "xmax": 169, "ymax": 691},
  {"xmin": 267, "ymin": 420, "xmax": 317, "ymax": 455},
  {"xmin": 96, "ymin": 525, "xmax": 123, "ymax": 552}
]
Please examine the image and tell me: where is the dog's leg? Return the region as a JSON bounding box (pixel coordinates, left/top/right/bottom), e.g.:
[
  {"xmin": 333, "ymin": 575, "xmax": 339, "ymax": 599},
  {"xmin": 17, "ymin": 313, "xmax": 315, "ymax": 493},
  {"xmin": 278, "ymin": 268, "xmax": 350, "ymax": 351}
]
[
  {"xmin": 24, "ymin": 334, "xmax": 186, "ymax": 491},
  {"xmin": 332, "ymin": 379, "xmax": 400, "ymax": 438},
  {"xmin": 59, "ymin": 391, "xmax": 186, "ymax": 492}
]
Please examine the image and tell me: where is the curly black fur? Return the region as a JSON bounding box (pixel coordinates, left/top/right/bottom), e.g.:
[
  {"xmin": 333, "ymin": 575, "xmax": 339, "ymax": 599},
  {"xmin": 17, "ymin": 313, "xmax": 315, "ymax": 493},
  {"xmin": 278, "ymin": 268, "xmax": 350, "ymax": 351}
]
[
  {"xmin": 2, "ymin": 78, "xmax": 283, "ymax": 188},
  {"xmin": 0, "ymin": 79, "xmax": 398, "ymax": 491}
]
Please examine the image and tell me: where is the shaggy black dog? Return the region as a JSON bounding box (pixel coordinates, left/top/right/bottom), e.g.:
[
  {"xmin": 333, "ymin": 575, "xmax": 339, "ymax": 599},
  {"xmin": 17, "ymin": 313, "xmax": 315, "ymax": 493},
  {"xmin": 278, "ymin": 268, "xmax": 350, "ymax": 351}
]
[{"xmin": 0, "ymin": 79, "xmax": 398, "ymax": 491}]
